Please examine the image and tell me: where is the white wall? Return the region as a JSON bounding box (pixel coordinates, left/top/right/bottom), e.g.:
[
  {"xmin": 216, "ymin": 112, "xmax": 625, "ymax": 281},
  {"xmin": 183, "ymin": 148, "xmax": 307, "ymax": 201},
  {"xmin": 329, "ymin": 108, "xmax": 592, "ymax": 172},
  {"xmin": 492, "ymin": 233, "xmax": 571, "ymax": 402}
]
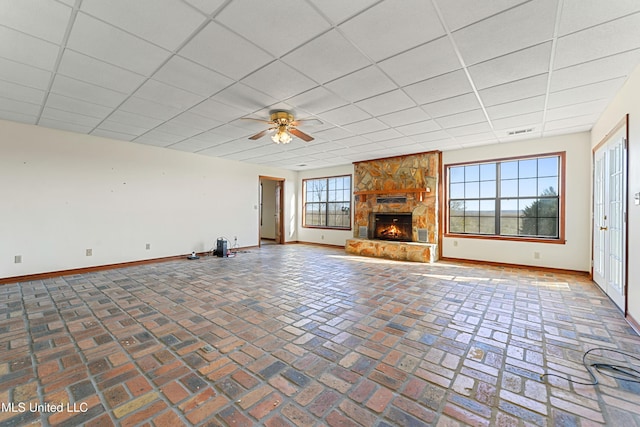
[
  {"xmin": 591, "ymin": 65, "xmax": 640, "ymax": 324},
  {"xmin": 297, "ymin": 164, "xmax": 354, "ymax": 247},
  {"xmin": 442, "ymin": 132, "xmax": 592, "ymax": 271},
  {"xmin": 0, "ymin": 120, "xmax": 297, "ymax": 278}
]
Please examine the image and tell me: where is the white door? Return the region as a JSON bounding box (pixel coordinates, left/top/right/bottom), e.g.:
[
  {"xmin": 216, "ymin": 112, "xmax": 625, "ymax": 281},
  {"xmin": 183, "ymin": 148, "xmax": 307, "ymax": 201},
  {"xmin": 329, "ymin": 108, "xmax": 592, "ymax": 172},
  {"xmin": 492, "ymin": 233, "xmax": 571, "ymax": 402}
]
[{"xmin": 593, "ymin": 128, "xmax": 627, "ymax": 311}]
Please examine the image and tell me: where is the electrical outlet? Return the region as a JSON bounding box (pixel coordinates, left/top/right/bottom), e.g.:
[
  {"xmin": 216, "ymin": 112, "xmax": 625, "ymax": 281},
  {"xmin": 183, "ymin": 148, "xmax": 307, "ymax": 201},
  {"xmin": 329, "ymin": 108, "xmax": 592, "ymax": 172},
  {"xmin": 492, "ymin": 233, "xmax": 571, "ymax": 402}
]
[
  {"xmin": 453, "ymin": 240, "xmax": 458, "ymax": 247},
  {"xmin": 14, "ymin": 255, "xmax": 22, "ymax": 264},
  {"xmin": 146, "ymin": 243, "xmax": 151, "ymax": 250},
  {"xmin": 534, "ymin": 251, "xmax": 540, "ymax": 259},
  {"xmin": 86, "ymin": 248, "xmax": 93, "ymax": 257}
]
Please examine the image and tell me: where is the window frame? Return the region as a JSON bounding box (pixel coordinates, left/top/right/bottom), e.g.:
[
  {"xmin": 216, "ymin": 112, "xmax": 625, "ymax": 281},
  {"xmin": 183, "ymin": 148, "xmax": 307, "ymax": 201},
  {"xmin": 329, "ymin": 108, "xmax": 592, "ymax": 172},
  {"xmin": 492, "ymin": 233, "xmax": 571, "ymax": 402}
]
[
  {"xmin": 444, "ymin": 152, "xmax": 566, "ymax": 244},
  {"xmin": 302, "ymin": 174, "xmax": 352, "ymax": 230}
]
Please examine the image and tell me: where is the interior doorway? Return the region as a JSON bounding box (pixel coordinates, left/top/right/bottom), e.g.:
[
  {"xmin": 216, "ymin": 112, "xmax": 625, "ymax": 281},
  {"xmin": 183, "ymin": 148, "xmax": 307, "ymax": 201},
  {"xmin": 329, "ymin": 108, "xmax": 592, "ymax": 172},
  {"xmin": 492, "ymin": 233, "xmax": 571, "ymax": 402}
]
[
  {"xmin": 259, "ymin": 176, "xmax": 285, "ymax": 246},
  {"xmin": 592, "ymin": 115, "xmax": 628, "ymax": 312}
]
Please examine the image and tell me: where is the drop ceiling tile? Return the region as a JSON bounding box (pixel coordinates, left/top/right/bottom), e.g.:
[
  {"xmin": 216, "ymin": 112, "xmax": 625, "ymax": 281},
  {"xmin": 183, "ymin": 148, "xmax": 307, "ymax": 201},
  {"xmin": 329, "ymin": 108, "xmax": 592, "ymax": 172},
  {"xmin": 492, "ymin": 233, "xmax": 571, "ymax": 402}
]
[
  {"xmin": 452, "ymin": 0, "xmax": 556, "ymax": 65},
  {"xmin": 404, "ymin": 70, "xmax": 473, "ymax": 105},
  {"xmin": 211, "ymin": 83, "xmax": 277, "ymax": 112},
  {"xmin": 153, "ymin": 56, "xmax": 234, "ymax": 97},
  {"xmin": 39, "ymin": 119, "xmax": 95, "ymax": 135},
  {"xmin": 558, "ymin": 0, "xmax": 640, "ymax": 36},
  {"xmin": 362, "ymin": 128, "xmax": 404, "ymax": 142},
  {"xmin": 396, "ymin": 120, "xmax": 442, "ymax": 136},
  {"xmin": 1, "ymin": 0, "xmax": 72, "ymax": 44},
  {"xmin": 136, "ymin": 129, "xmax": 185, "ymax": 145},
  {"xmin": 457, "ymin": 132, "xmax": 498, "ymax": 145},
  {"xmin": 40, "ymin": 106, "xmax": 104, "ymax": 127},
  {"xmin": 310, "ymin": 0, "xmax": 379, "ymax": 24},
  {"xmin": 478, "ymin": 74, "xmax": 548, "ymax": 106},
  {"xmin": 50, "ymin": 75, "xmax": 127, "ymax": 108},
  {"xmin": 468, "ymin": 42, "xmax": 552, "ymax": 89},
  {"xmin": 107, "ymin": 110, "xmax": 164, "ymax": 129},
  {"xmin": 183, "ymin": 0, "xmax": 227, "ymax": 15},
  {"xmin": 206, "ymin": 123, "xmax": 251, "ymax": 138},
  {"xmin": 286, "ymin": 86, "xmax": 348, "ymax": 115},
  {"xmin": 339, "ymin": 0, "xmax": 445, "ymax": 61},
  {"xmin": 435, "ymin": 109, "xmax": 487, "ymax": 128},
  {"xmin": 134, "ymin": 79, "xmax": 205, "ymax": 110},
  {"xmin": 545, "ymin": 99, "xmax": 609, "ymax": 122},
  {"xmin": 170, "ymin": 111, "xmax": 223, "ymax": 132},
  {"xmin": 547, "ymin": 78, "xmax": 626, "ymax": 109},
  {"xmin": 45, "ymin": 93, "xmax": 113, "ymax": 119},
  {"xmin": 93, "ymin": 129, "xmax": 135, "ymax": 142},
  {"xmin": 421, "ymin": 93, "xmax": 480, "ymax": 118},
  {"xmin": 282, "ymin": 30, "xmax": 370, "ymax": 84},
  {"xmin": 486, "ymin": 96, "xmax": 545, "ymax": 120},
  {"xmin": 178, "ymin": 21, "xmax": 274, "ymax": 80},
  {"xmin": 96, "ymin": 119, "xmax": 153, "ymax": 136},
  {"xmin": 543, "ymin": 114, "xmax": 599, "ymax": 132},
  {"xmin": 0, "ymin": 80, "xmax": 45, "ymax": 104},
  {"xmin": 379, "ymin": 37, "xmax": 461, "ymax": 86},
  {"xmin": 80, "ymin": 0, "xmax": 206, "ymax": 51},
  {"xmin": 317, "ymin": 104, "xmax": 371, "ymax": 126},
  {"xmin": 324, "ymin": 66, "xmax": 397, "ymax": 103},
  {"xmin": 435, "ymin": 0, "xmax": 528, "ymax": 31},
  {"xmin": 314, "ymin": 127, "xmax": 356, "ymax": 141},
  {"xmin": 242, "ymin": 61, "xmax": 317, "ymax": 100},
  {"xmin": 554, "ymin": 13, "xmax": 640, "ymax": 69},
  {"xmin": 0, "ymin": 26, "xmax": 59, "ymax": 70},
  {"xmin": 57, "ymin": 50, "xmax": 146, "ymax": 94},
  {"xmin": 498, "ymin": 130, "xmax": 542, "ymax": 143},
  {"xmin": 410, "ymin": 129, "xmax": 451, "ymax": 143},
  {"xmin": 444, "ymin": 121, "xmax": 492, "ymax": 137},
  {"xmin": 215, "ymin": 0, "xmax": 330, "ymax": 57},
  {"xmin": 0, "ymin": 96, "xmax": 41, "ymax": 116},
  {"xmin": 0, "ymin": 57, "xmax": 51, "ymax": 90},
  {"xmin": 199, "ymin": 140, "xmax": 253, "ymax": 157},
  {"xmin": 67, "ymin": 13, "xmax": 170, "ymax": 76},
  {"xmin": 550, "ymin": 49, "xmax": 640, "ymax": 92},
  {"xmin": 0, "ymin": 109, "xmax": 37, "ymax": 124},
  {"xmin": 378, "ymin": 107, "xmax": 432, "ymax": 127},
  {"xmin": 153, "ymin": 121, "xmax": 203, "ymax": 138},
  {"xmin": 342, "ymin": 118, "xmax": 388, "ymax": 134},
  {"xmin": 355, "ymin": 90, "xmax": 415, "ymax": 116},
  {"xmin": 491, "ymin": 111, "xmax": 542, "ymax": 130},
  {"xmin": 189, "ymin": 130, "xmax": 233, "ymax": 145},
  {"xmin": 335, "ymin": 135, "xmax": 371, "ymax": 147},
  {"xmin": 118, "ymin": 96, "xmax": 183, "ymax": 121},
  {"xmin": 189, "ymin": 98, "xmax": 249, "ymax": 122},
  {"xmin": 168, "ymin": 138, "xmax": 218, "ymax": 153}
]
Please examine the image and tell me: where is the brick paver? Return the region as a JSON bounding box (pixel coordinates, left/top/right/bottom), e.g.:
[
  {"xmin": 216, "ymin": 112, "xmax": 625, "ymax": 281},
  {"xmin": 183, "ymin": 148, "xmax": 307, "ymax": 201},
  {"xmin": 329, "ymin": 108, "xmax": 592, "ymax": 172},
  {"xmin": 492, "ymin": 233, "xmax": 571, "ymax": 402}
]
[{"xmin": 1, "ymin": 244, "xmax": 639, "ymax": 425}]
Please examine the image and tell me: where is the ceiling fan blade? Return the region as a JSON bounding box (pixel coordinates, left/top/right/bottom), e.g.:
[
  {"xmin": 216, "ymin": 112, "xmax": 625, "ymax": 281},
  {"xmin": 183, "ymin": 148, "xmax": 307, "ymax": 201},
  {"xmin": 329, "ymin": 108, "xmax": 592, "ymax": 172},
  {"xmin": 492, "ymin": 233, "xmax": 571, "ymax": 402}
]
[
  {"xmin": 241, "ymin": 117, "xmax": 274, "ymax": 124},
  {"xmin": 290, "ymin": 118, "xmax": 323, "ymax": 126},
  {"xmin": 248, "ymin": 128, "xmax": 274, "ymax": 140},
  {"xmin": 289, "ymin": 127, "xmax": 314, "ymax": 142}
]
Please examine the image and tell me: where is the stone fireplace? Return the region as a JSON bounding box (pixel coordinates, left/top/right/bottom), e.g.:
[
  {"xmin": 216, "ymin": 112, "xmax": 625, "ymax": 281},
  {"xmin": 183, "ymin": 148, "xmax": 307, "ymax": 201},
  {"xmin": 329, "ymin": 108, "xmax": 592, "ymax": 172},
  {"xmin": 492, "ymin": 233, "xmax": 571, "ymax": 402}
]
[{"xmin": 345, "ymin": 151, "xmax": 440, "ymax": 263}]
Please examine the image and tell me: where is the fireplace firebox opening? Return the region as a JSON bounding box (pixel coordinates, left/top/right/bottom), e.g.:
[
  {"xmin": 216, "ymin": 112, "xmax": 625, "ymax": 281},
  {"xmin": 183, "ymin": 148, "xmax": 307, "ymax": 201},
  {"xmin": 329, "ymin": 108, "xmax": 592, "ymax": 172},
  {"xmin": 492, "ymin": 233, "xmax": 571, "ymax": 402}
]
[{"xmin": 370, "ymin": 213, "xmax": 412, "ymax": 242}]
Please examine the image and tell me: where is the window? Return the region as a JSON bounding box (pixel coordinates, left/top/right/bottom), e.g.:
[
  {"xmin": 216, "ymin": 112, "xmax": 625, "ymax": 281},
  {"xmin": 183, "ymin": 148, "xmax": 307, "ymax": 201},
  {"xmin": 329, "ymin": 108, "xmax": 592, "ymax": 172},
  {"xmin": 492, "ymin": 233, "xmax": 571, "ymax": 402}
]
[
  {"xmin": 446, "ymin": 153, "xmax": 564, "ymax": 241},
  {"xmin": 303, "ymin": 175, "xmax": 352, "ymax": 229}
]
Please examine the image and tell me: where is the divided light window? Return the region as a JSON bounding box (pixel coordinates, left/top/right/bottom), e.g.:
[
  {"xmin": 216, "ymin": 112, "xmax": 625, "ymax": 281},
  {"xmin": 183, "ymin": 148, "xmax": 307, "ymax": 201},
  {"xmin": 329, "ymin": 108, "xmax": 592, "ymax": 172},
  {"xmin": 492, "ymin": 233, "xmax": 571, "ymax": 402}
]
[
  {"xmin": 303, "ymin": 175, "xmax": 352, "ymax": 229},
  {"xmin": 447, "ymin": 153, "xmax": 564, "ymax": 241}
]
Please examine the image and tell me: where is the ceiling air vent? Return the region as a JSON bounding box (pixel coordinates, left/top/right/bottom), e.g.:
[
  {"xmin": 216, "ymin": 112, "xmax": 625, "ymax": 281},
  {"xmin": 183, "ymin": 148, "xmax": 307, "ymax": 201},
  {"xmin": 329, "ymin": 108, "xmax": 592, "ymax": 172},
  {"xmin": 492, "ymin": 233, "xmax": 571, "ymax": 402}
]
[{"xmin": 507, "ymin": 128, "xmax": 534, "ymax": 136}]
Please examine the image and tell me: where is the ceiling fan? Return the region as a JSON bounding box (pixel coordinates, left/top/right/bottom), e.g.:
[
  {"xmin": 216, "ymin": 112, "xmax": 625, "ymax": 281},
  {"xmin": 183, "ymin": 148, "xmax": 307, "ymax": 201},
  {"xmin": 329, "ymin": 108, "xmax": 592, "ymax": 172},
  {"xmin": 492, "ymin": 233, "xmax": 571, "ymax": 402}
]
[{"xmin": 244, "ymin": 111, "xmax": 321, "ymax": 144}]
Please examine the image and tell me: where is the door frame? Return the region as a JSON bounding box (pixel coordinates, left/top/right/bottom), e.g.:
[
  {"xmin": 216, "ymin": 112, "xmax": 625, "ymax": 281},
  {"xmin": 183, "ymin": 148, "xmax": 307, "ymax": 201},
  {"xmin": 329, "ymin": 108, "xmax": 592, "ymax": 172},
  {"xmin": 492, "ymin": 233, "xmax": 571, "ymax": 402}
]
[
  {"xmin": 259, "ymin": 176, "xmax": 285, "ymax": 246},
  {"xmin": 591, "ymin": 114, "xmax": 629, "ymax": 313}
]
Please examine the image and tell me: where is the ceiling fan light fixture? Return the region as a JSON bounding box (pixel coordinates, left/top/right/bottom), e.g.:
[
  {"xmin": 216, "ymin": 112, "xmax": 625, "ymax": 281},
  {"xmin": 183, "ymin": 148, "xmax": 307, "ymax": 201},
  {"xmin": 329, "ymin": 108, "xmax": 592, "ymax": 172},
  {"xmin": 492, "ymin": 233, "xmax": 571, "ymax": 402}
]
[{"xmin": 271, "ymin": 127, "xmax": 292, "ymax": 144}]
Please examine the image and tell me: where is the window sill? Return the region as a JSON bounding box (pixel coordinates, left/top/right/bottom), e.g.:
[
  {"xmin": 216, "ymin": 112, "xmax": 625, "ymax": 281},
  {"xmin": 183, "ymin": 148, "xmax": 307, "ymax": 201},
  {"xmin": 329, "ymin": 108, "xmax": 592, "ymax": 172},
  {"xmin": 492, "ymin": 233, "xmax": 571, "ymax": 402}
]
[{"xmin": 444, "ymin": 233, "xmax": 566, "ymax": 244}]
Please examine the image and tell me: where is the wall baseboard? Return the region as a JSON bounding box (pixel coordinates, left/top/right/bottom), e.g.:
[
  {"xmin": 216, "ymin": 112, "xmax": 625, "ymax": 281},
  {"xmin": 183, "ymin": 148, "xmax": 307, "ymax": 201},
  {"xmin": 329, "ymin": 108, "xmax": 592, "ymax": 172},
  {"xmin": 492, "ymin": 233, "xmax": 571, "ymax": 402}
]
[
  {"xmin": 439, "ymin": 257, "xmax": 591, "ymax": 276},
  {"xmin": 1, "ymin": 251, "xmax": 213, "ymax": 285},
  {"xmin": 627, "ymin": 314, "xmax": 640, "ymax": 336}
]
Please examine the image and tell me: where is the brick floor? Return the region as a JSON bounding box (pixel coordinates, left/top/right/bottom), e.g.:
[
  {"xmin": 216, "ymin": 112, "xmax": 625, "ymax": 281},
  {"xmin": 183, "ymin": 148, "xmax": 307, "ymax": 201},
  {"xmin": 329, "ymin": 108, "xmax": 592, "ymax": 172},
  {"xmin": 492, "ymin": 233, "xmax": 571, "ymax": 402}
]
[{"xmin": 1, "ymin": 244, "xmax": 639, "ymax": 426}]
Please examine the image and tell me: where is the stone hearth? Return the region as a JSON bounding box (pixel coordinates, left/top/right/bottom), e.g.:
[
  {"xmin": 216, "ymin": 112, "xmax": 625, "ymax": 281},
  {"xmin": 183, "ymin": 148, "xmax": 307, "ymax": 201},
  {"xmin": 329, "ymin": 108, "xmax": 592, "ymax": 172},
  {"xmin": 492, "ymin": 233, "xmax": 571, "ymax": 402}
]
[{"xmin": 345, "ymin": 151, "xmax": 440, "ymax": 263}]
